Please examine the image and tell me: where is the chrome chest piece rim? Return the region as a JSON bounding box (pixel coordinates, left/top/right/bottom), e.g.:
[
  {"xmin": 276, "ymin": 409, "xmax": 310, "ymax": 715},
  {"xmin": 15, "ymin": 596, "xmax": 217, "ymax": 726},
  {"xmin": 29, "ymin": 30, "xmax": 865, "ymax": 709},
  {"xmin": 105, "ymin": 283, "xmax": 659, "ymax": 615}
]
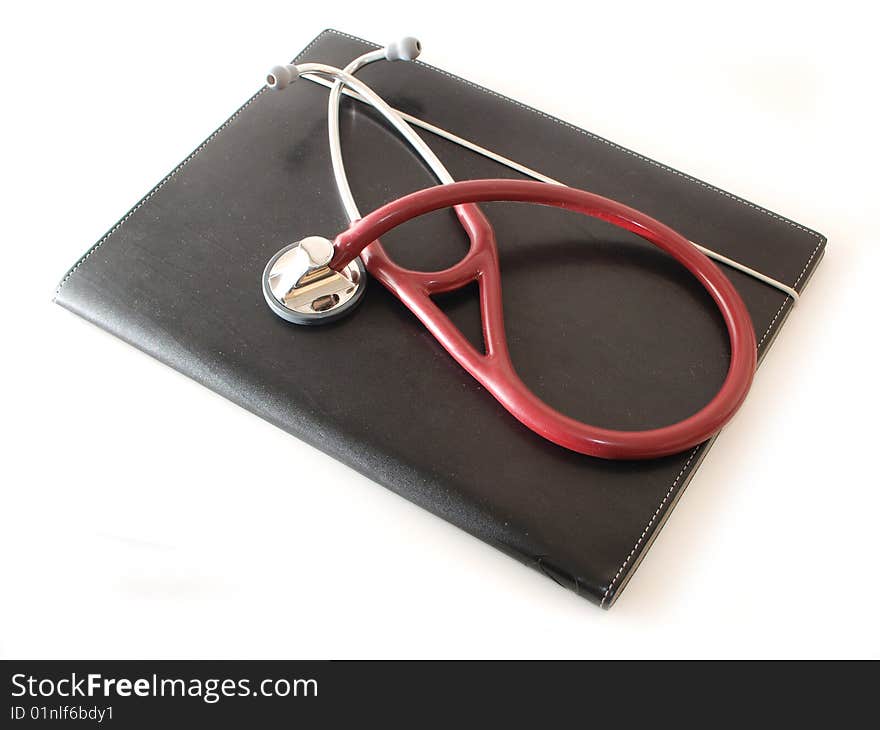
[{"xmin": 262, "ymin": 236, "xmax": 366, "ymax": 325}]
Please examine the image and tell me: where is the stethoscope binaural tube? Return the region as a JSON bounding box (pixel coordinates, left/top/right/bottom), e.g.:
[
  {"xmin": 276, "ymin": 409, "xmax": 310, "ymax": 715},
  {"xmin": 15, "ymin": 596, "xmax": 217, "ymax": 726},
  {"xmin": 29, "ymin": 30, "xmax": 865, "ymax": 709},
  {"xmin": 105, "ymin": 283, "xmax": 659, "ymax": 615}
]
[
  {"xmin": 325, "ymin": 40, "xmax": 435, "ymax": 223},
  {"xmin": 268, "ymin": 59, "xmax": 452, "ymax": 199}
]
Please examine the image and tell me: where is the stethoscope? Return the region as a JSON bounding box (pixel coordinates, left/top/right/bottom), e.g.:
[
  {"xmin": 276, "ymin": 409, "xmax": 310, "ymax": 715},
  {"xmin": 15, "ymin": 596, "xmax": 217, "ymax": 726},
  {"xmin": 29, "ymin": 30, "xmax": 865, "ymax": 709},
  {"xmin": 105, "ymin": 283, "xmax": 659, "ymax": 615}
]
[{"xmin": 261, "ymin": 38, "xmax": 757, "ymax": 460}]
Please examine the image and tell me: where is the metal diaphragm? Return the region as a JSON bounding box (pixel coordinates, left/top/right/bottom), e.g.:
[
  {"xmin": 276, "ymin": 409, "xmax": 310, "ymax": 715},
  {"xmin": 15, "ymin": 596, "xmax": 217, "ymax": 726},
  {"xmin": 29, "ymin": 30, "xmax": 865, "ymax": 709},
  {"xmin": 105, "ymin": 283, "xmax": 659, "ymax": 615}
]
[{"xmin": 262, "ymin": 237, "xmax": 366, "ymax": 325}]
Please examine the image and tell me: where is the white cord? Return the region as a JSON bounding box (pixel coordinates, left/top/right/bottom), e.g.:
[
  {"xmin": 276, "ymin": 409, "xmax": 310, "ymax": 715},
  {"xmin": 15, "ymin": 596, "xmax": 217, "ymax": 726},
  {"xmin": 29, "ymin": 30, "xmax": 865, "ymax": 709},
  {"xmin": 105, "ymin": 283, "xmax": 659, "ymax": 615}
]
[{"xmin": 308, "ymin": 66, "xmax": 799, "ymax": 301}]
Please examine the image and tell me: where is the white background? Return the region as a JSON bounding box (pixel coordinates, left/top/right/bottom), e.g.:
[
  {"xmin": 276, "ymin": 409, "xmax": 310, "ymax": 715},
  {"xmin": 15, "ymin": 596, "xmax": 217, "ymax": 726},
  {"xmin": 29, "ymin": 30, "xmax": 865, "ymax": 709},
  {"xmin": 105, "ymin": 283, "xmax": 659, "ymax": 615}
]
[{"xmin": 3, "ymin": 1, "xmax": 878, "ymax": 658}]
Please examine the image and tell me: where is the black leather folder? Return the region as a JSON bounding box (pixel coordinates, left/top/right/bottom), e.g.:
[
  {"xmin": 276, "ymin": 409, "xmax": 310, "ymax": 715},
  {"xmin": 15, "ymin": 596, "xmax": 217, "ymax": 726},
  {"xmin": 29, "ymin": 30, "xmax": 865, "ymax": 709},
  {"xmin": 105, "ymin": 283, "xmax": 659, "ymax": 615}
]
[{"xmin": 55, "ymin": 29, "xmax": 826, "ymax": 607}]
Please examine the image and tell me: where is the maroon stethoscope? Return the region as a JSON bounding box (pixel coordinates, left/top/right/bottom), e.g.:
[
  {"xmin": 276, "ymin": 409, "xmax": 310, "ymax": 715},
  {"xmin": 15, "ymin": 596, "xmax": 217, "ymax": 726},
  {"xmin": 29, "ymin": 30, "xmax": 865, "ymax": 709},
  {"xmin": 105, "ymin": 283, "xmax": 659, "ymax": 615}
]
[{"xmin": 261, "ymin": 57, "xmax": 757, "ymax": 461}]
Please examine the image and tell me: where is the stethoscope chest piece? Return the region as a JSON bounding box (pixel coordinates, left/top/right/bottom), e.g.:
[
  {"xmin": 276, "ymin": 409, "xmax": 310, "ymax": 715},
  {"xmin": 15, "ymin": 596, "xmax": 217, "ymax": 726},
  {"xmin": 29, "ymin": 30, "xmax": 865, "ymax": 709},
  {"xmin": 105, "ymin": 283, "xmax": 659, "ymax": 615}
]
[{"xmin": 262, "ymin": 236, "xmax": 366, "ymax": 325}]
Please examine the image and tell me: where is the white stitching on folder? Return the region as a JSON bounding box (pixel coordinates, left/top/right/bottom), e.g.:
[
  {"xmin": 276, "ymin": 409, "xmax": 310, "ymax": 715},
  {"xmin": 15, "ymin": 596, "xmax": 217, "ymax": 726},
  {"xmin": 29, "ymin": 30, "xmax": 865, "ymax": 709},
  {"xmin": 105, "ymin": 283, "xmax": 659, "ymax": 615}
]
[
  {"xmin": 600, "ymin": 238, "xmax": 820, "ymax": 607},
  {"xmin": 600, "ymin": 448, "xmax": 698, "ymax": 607},
  {"xmin": 757, "ymin": 236, "xmax": 821, "ymax": 349}
]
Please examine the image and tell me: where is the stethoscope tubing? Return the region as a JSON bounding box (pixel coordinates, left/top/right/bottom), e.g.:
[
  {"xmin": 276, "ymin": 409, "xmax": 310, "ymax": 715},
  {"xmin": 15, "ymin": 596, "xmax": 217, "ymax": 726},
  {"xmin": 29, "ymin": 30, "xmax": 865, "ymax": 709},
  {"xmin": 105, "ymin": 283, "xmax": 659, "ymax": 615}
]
[{"xmin": 330, "ymin": 178, "xmax": 757, "ymax": 460}]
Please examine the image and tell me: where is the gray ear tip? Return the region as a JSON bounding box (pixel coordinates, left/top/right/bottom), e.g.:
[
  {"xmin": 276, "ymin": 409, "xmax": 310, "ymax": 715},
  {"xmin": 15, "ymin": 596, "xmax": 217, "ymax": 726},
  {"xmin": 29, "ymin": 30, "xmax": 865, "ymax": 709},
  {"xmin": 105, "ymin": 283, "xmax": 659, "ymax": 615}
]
[
  {"xmin": 401, "ymin": 37, "xmax": 422, "ymax": 60},
  {"xmin": 266, "ymin": 64, "xmax": 298, "ymax": 90},
  {"xmin": 386, "ymin": 37, "xmax": 422, "ymax": 62}
]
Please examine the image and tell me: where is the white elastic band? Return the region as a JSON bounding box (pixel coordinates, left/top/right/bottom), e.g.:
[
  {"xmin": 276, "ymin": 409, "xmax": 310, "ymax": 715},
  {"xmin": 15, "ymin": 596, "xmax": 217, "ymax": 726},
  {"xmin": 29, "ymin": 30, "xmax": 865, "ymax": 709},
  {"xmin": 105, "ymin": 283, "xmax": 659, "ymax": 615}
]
[{"xmin": 306, "ymin": 72, "xmax": 799, "ymax": 302}]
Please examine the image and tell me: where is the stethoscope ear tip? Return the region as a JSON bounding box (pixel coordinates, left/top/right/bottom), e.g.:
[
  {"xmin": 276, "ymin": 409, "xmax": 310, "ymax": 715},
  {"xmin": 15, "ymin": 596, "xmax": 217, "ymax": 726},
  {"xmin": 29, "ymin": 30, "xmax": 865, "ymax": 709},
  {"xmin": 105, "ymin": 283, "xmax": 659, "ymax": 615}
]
[
  {"xmin": 266, "ymin": 64, "xmax": 300, "ymax": 90},
  {"xmin": 385, "ymin": 37, "xmax": 422, "ymax": 62},
  {"xmin": 262, "ymin": 238, "xmax": 366, "ymax": 325}
]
